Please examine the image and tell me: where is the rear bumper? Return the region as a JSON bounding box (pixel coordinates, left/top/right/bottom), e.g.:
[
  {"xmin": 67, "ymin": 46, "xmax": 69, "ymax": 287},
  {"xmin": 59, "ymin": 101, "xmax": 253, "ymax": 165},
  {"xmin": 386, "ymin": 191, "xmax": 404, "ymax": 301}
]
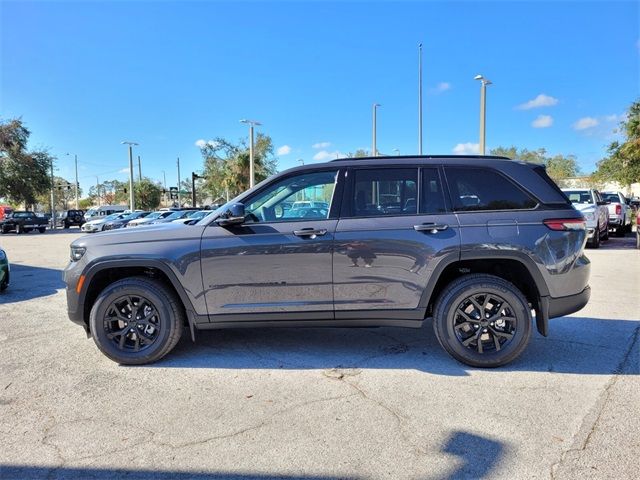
[{"xmin": 548, "ymin": 286, "xmax": 591, "ymax": 319}]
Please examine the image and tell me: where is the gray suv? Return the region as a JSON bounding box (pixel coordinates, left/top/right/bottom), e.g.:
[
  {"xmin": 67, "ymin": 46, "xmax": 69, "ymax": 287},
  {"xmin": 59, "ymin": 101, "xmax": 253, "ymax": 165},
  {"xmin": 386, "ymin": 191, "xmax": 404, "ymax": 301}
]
[{"xmin": 64, "ymin": 156, "xmax": 591, "ymax": 367}]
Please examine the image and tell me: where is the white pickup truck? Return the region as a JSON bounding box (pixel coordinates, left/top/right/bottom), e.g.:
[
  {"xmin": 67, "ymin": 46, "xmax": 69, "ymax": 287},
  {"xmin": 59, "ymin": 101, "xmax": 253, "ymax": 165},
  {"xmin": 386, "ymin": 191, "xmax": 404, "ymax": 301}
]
[
  {"xmin": 600, "ymin": 191, "xmax": 632, "ymax": 237},
  {"xmin": 562, "ymin": 189, "xmax": 610, "ymax": 248}
]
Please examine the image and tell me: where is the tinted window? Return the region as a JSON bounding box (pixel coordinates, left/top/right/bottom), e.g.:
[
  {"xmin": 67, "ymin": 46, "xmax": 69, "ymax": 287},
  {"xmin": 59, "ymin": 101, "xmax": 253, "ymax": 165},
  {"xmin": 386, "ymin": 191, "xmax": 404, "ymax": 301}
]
[
  {"xmin": 564, "ymin": 190, "xmax": 593, "ymax": 204},
  {"xmin": 601, "ymin": 193, "xmax": 620, "ymax": 203},
  {"xmin": 352, "ymin": 168, "xmax": 418, "ymax": 217},
  {"xmin": 445, "ymin": 168, "xmax": 537, "ymax": 211},
  {"xmin": 245, "ymin": 170, "xmax": 337, "ymax": 223},
  {"xmin": 421, "ymin": 168, "xmax": 446, "ymax": 214}
]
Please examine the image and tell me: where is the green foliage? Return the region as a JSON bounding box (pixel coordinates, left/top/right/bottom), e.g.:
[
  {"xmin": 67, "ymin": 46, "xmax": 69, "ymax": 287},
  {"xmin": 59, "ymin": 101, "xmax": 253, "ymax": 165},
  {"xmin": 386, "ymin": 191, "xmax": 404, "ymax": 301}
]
[
  {"xmin": 134, "ymin": 178, "xmax": 162, "ymax": 210},
  {"xmin": 36, "ymin": 176, "xmax": 82, "ymax": 210},
  {"xmin": 490, "ymin": 146, "xmax": 579, "ymax": 184},
  {"xmin": 594, "ymin": 99, "xmax": 640, "ymax": 186},
  {"xmin": 0, "ymin": 118, "xmax": 53, "ymax": 208},
  {"xmin": 346, "ymin": 149, "xmax": 369, "ymax": 158},
  {"xmin": 198, "ymin": 134, "xmax": 278, "ymax": 200}
]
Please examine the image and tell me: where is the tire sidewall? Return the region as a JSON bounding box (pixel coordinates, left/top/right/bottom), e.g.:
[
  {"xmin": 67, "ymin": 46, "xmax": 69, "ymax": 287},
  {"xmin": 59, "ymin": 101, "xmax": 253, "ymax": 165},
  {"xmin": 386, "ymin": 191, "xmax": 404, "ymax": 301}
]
[
  {"xmin": 90, "ymin": 281, "xmax": 176, "ymax": 364},
  {"xmin": 436, "ymin": 279, "xmax": 531, "ymax": 368}
]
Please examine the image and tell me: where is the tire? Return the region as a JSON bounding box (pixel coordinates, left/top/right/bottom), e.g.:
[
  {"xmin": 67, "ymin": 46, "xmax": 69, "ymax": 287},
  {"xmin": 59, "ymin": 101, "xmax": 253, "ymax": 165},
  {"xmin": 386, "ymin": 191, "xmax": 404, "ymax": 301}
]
[
  {"xmin": 615, "ymin": 223, "xmax": 625, "ymax": 237},
  {"xmin": 636, "ymin": 231, "xmax": 640, "ymax": 250},
  {"xmin": 16, "ymin": 225, "xmax": 23, "ymax": 234},
  {"xmin": 602, "ymin": 225, "xmax": 609, "ymax": 241},
  {"xmin": 64, "ymin": 223, "xmax": 70, "ymax": 229},
  {"xmin": 38, "ymin": 227, "xmax": 46, "ymax": 233},
  {"xmin": 590, "ymin": 225, "xmax": 601, "ymax": 248},
  {"xmin": 89, "ymin": 277, "xmax": 185, "ymax": 365},
  {"xmin": 433, "ymin": 274, "xmax": 532, "ymax": 368}
]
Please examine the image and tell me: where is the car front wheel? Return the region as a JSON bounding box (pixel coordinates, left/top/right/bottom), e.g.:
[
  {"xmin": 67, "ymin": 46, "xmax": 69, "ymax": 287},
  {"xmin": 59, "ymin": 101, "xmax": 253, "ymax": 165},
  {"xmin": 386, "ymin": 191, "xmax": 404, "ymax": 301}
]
[
  {"xmin": 89, "ymin": 277, "xmax": 185, "ymax": 365},
  {"xmin": 433, "ymin": 274, "xmax": 532, "ymax": 368}
]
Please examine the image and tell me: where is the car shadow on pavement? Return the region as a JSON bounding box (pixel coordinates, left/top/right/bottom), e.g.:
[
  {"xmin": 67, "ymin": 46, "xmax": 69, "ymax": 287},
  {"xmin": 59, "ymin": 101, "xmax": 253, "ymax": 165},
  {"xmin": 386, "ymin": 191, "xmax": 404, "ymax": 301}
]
[
  {"xmin": 0, "ymin": 466, "xmax": 361, "ymax": 480},
  {"xmin": 434, "ymin": 431, "xmax": 507, "ymax": 480},
  {"xmin": 154, "ymin": 316, "xmax": 640, "ymax": 377},
  {"xmin": 597, "ymin": 233, "xmax": 638, "ymax": 250},
  {"xmin": 0, "ymin": 264, "xmax": 65, "ymax": 304}
]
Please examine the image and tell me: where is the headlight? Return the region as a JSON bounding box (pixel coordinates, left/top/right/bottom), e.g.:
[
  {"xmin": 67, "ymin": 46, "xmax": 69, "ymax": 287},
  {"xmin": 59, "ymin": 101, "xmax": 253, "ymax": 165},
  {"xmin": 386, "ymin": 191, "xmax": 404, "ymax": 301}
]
[
  {"xmin": 0, "ymin": 250, "xmax": 6, "ymax": 261},
  {"xmin": 70, "ymin": 246, "xmax": 86, "ymax": 262}
]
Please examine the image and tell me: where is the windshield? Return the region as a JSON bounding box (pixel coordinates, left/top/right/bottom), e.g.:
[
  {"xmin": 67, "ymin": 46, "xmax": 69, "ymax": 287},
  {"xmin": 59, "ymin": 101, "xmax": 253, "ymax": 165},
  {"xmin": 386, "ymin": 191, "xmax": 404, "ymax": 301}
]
[
  {"xmin": 143, "ymin": 212, "xmax": 164, "ymax": 220},
  {"xmin": 188, "ymin": 211, "xmax": 208, "ymax": 219},
  {"xmin": 165, "ymin": 211, "xmax": 190, "ymax": 220},
  {"xmin": 102, "ymin": 213, "xmax": 123, "ymax": 221}
]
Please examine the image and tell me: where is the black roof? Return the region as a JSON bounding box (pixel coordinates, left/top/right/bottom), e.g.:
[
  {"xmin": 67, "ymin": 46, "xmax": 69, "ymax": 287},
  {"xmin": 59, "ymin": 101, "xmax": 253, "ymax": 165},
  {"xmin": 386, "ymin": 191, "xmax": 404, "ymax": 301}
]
[{"xmin": 330, "ymin": 154, "xmax": 512, "ymax": 162}]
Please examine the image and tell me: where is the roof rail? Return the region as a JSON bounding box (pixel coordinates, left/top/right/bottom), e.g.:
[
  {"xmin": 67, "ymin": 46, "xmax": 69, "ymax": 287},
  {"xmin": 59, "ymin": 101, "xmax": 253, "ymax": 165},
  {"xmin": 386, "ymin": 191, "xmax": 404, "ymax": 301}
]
[{"xmin": 329, "ymin": 154, "xmax": 512, "ymax": 162}]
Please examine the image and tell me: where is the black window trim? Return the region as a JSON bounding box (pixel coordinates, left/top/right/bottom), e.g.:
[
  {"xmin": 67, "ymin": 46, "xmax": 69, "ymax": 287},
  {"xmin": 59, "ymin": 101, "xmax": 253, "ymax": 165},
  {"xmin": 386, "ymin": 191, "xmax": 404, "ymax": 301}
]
[{"xmin": 442, "ymin": 165, "xmax": 541, "ymax": 214}]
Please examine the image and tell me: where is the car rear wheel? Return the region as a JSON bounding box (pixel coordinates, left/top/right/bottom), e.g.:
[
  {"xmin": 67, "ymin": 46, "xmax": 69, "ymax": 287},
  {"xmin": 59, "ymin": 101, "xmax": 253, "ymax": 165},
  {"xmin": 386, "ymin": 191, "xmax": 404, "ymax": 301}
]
[
  {"xmin": 433, "ymin": 274, "xmax": 532, "ymax": 368},
  {"xmin": 16, "ymin": 225, "xmax": 23, "ymax": 234},
  {"xmin": 38, "ymin": 227, "xmax": 46, "ymax": 233},
  {"xmin": 89, "ymin": 277, "xmax": 185, "ymax": 365}
]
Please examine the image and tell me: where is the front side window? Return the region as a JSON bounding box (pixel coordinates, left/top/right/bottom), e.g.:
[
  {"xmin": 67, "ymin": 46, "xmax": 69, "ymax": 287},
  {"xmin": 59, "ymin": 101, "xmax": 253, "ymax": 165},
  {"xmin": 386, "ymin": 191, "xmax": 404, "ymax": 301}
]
[
  {"xmin": 445, "ymin": 167, "xmax": 537, "ymax": 211},
  {"xmin": 351, "ymin": 168, "xmax": 418, "ymax": 217},
  {"xmin": 245, "ymin": 170, "xmax": 338, "ymax": 223}
]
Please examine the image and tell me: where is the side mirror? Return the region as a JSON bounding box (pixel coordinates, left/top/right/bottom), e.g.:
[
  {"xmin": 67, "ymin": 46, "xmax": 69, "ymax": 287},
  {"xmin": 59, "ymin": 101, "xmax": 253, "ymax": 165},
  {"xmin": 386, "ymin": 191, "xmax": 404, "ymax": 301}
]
[{"xmin": 216, "ymin": 203, "xmax": 246, "ymax": 226}]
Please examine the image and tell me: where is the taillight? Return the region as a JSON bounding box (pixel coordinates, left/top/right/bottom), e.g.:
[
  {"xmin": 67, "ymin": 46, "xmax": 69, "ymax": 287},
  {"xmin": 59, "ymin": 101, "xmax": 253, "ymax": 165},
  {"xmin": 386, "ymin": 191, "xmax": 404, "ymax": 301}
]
[
  {"xmin": 544, "ymin": 218, "xmax": 586, "ymax": 231},
  {"xmin": 615, "ymin": 204, "xmax": 621, "ymax": 215}
]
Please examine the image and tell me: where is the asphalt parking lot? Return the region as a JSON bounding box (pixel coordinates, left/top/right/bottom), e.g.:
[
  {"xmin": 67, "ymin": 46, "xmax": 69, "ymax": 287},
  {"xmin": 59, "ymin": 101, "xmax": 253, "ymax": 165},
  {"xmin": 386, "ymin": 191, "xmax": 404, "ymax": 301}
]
[{"xmin": 0, "ymin": 229, "xmax": 638, "ymax": 480}]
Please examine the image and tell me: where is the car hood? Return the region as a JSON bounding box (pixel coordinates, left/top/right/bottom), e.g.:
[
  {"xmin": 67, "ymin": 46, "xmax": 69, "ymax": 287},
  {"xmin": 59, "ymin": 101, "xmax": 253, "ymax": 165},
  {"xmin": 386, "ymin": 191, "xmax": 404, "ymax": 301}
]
[{"xmin": 71, "ymin": 222, "xmax": 206, "ymax": 249}]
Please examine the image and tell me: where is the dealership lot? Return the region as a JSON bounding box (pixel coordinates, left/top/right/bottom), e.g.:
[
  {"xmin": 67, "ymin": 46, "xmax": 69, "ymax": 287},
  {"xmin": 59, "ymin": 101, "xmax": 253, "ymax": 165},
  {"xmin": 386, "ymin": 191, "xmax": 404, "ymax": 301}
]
[{"xmin": 0, "ymin": 230, "xmax": 638, "ymax": 479}]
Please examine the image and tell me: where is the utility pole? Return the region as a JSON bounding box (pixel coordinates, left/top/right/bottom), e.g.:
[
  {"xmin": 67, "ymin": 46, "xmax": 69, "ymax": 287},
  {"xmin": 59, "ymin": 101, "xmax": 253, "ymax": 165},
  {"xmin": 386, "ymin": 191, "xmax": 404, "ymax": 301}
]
[
  {"xmin": 66, "ymin": 153, "xmax": 79, "ymax": 209},
  {"xmin": 240, "ymin": 119, "xmax": 262, "ymax": 189},
  {"xmin": 372, "ymin": 103, "xmax": 381, "ymax": 157},
  {"xmin": 137, "ymin": 155, "xmax": 142, "ymax": 181},
  {"xmin": 121, "ymin": 141, "xmax": 138, "ymax": 211},
  {"xmin": 474, "ymin": 75, "xmax": 493, "ymax": 155},
  {"xmin": 418, "ymin": 43, "xmax": 423, "ymax": 155},
  {"xmin": 177, "ymin": 157, "xmax": 181, "ymax": 206},
  {"xmin": 50, "ymin": 159, "xmax": 55, "ymax": 229}
]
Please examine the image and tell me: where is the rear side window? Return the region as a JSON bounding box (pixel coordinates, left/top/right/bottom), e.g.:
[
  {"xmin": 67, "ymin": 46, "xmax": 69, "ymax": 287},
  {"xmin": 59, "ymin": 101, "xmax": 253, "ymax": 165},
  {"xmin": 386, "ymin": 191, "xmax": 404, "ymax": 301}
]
[
  {"xmin": 421, "ymin": 168, "xmax": 446, "ymax": 214},
  {"xmin": 445, "ymin": 167, "xmax": 537, "ymax": 211},
  {"xmin": 352, "ymin": 168, "xmax": 418, "ymax": 217}
]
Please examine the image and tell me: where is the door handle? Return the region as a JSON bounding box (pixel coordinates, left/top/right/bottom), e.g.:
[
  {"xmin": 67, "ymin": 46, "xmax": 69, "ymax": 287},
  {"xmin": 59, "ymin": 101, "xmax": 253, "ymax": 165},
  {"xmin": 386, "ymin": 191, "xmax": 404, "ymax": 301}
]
[
  {"xmin": 414, "ymin": 223, "xmax": 448, "ymax": 233},
  {"xmin": 293, "ymin": 228, "xmax": 327, "ymax": 238}
]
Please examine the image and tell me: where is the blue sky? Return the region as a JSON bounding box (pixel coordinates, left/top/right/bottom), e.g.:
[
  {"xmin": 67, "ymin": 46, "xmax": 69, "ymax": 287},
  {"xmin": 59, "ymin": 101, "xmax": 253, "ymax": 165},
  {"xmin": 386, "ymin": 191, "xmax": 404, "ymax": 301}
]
[{"xmin": 1, "ymin": 0, "xmax": 638, "ymax": 194}]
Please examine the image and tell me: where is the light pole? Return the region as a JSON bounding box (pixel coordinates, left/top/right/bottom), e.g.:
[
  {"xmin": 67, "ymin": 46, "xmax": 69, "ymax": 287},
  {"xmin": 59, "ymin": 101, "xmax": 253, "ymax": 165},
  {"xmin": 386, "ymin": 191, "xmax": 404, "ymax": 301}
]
[
  {"xmin": 240, "ymin": 119, "xmax": 261, "ymax": 188},
  {"xmin": 121, "ymin": 141, "xmax": 138, "ymax": 210},
  {"xmin": 474, "ymin": 74, "xmax": 492, "ymax": 155},
  {"xmin": 162, "ymin": 170, "xmax": 167, "ymax": 206},
  {"xmin": 393, "ymin": 148, "xmax": 400, "ymax": 156},
  {"xmin": 418, "ymin": 43, "xmax": 423, "ymax": 155},
  {"xmin": 297, "ymin": 159, "xmax": 304, "ymax": 166},
  {"xmin": 65, "ymin": 153, "xmax": 79, "ymax": 209},
  {"xmin": 177, "ymin": 157, "xmax": 181, "ymax": 206},
  {"xmin": 372, "ymin": 103, "xmax": 381, "ymax": 157}
]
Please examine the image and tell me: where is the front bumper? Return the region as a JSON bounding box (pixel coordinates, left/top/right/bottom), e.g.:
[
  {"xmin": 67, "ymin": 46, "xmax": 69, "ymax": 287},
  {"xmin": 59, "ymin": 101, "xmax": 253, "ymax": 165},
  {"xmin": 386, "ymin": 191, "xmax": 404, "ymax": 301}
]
[{"xmin": 81, "ymin": 224, "xmax": 101, "ymax": 233}]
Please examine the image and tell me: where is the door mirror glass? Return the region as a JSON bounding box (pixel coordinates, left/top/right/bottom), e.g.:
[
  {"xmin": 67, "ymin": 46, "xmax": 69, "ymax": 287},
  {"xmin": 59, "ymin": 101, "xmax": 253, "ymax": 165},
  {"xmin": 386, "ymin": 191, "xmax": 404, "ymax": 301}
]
[{"xmin": 216, "ymin": 203, "xmax": 246, "ymax": 226}]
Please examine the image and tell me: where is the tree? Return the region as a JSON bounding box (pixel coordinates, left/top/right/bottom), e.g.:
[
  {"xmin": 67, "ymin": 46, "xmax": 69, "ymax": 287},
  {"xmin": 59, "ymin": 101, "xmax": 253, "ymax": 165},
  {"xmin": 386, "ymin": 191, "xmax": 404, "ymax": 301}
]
[
  {"xmin": 346, "ymin": 149, "xmax": 369, "ymax": 158},
  {"xmin": 490, "ymin": 146, "xmax": 579, "ymax": 184},
  {"xmin": 134, "ymin": 178, "xmax": 162, "ymax": 210},
  {"xmin": 593, "ymin": 99, "xmax": 640, "ymax": 187},
  {"xmin": 198, "ymin": 134, "xmax": 278, "ymax": 200},
  {"xmin": 0, "ymin": 118, "xmax": 53, "ymax": 209}
]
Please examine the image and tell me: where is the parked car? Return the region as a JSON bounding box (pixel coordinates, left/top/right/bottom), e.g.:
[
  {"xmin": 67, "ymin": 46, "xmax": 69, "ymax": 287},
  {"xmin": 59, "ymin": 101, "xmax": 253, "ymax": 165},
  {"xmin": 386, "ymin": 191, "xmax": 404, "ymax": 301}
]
[
  {"xmin": 0, "ymin": 206, "xmax": 14, "ymax": 221},
  {"xmin": 103, "ymin": 211, "xmax": 150, "ymax": 230},
  {"xmin": 126, "ymin": 210, "xmax": 175, "ymax": 227},
  {"xmin": 147, "ymin": 210, "xmax": 198, "ymax": 225},
  {"xmin": 291, "ymin": 200, "xmax": 329, "ymax": 210},
  {"xmin": 600, "ymin": 192, "xmax": 632, "ymax": 236},
  {"xmin": 84, "ymin": 205, "xmax": 128, "ymax": 221},
  {"xmin": 0, "ymin": 211, "xmax": 48, "ymax": 234},
  {"xmin": 57, "ymin": 209, "xmax": 86, "ymax": 229},
  {"xmin": 0, "ymin": 246, "xmax": 9, "ymax": 291},
  {"xmin": 171, "ymin": 210, "xmax": 211, "ymax": 225},
  {"xmin": 65, "ymin": 155, "xmax": 591, "ymax": 367},
  {"xmin": 636, "ymin": 209, "xmax": 640, "ymax": 250},
  {"xmin": 562, "ymin": 189, "xmax": 609, "ymax": 248},
  {"xmin": 81, "ymin": 212, "xmax": 129, "ymax": 233}
]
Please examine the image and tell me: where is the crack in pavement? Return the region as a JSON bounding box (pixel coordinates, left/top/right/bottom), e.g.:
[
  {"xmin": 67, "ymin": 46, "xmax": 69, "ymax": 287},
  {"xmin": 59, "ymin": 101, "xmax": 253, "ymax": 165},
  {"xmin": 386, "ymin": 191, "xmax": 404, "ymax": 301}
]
[{"xmin": 549, "ymin": 323, "xmax": 640, "ymax": 479}]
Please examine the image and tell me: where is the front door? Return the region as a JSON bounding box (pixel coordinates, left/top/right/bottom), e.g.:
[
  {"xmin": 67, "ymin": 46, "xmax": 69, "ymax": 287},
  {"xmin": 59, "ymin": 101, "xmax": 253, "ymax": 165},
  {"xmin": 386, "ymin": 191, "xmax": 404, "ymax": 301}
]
[
  {"xmin": 201, "ymin": 169, "xmax": 341, "ymax": 320},
  {"xmin": 333, "ymin": 166, "xmax": 460, "ymax": 318}
]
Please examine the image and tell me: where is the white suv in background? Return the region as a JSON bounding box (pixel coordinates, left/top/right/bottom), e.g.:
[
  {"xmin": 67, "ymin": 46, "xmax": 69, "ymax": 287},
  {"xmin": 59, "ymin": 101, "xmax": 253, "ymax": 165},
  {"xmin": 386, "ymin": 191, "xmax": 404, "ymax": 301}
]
[
  {"xmin": 562, "ymin": 189, "xmax": 609, "ymax": 248},
  {"xmin": 601, "ymin": 191, "xmax": 632, "ymax": 237}
]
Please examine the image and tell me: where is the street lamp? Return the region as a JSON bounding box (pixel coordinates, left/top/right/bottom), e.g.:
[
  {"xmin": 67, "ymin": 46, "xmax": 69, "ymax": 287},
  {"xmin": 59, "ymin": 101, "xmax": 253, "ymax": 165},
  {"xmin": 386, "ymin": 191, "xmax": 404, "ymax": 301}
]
[
  {"xmin": 65, "ymin": 153, "xmax": 79, "ymax": 209},
  {"xmin": 121, "ymin": 141, "xmax": 138, "ymax": 210},
  {"xmin": 372, "ymin": 103, "xmax": 381, "ymax": 157},
  {"xmin": 474, "ymin": 74, "xmax": 492, "ymax": 155},
  {"xmin": 240, "ymin": 119, "xmax": 262, "ymax": 188},
  {"xmin": 393, "ymin": 148, "xmax": 400, "ymax": 156}
]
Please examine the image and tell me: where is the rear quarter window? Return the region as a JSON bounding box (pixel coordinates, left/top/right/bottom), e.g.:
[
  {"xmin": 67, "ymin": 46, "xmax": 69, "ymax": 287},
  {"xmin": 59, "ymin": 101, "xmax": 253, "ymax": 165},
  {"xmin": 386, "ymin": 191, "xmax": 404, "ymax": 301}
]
[{"xmin": 445, "ymin": 167, "xmax": 538, "ymax": 211}]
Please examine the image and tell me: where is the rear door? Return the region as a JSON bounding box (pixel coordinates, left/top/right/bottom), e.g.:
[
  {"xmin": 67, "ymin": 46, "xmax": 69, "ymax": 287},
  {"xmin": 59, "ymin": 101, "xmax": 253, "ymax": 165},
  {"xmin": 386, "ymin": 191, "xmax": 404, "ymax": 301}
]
[{"xmin": 333, "ymin": 166, "xmax": 460, "ymax": 319}]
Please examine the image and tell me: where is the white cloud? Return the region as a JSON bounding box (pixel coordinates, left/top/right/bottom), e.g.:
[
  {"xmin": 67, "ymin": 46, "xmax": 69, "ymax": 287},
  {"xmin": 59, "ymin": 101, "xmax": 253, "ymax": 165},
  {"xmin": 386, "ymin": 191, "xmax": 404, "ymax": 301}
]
[
  {"xmin": 517, "ymin": 94, "xmax": 559, "ymax": 110},
  {"xmin": 531, "ymin": 114, "xmax": 553, "ymax": 128},
  {"xmin": 573, "ymin": 117, "xmax": 599, "ymax": 130},
  {"xmin": 430, "ymin": 82, "xmax": 451, "ymax": 94},
  {"xmin": 118, "ymin": 167, "xmax": 130, "ymax": 174},
  {"xmin": 312, "ymin": 142, "xmax": 331, "ymax": 149},
  {"xmin": 195, "ymin": 139, "xmax": 219, "ymax": 149},
  {"xmin": 452, "ymin": 143, "xmax": 480, "ymax": 155},
  {"xmin": 313, "ymin": 150, "xmax": 343, "ymax": 161},
  {"xmin": 276, "ymin": 145, "xmax": 292, "ymax": 155}
]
